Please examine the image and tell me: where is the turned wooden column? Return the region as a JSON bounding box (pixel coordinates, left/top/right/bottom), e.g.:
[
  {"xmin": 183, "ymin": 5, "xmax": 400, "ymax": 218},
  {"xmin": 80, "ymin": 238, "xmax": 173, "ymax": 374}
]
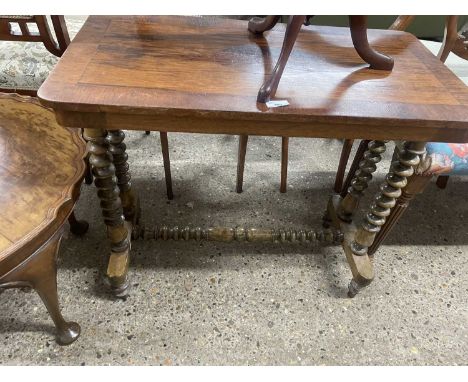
[
  {"xmin": 337, "ymin": 140, "xmax": 388, "ymax": 222},
  {"xmin": 339, "ymin": 140, "xmax": 370, "ymax": 197},
  {"xmin": 107, "ymin": 130, "xmax": 140, "ymax": 224},
  {"xmin": 347, "ymin": 141, "xmax": 427, "ymax": 297},
  {"xmin": 368, "ymin": 148, "xmax": 432, "ymax": 255},
  {"xmin": 84, "ymin": 128, "xmax": 131, "ymax": 296}
]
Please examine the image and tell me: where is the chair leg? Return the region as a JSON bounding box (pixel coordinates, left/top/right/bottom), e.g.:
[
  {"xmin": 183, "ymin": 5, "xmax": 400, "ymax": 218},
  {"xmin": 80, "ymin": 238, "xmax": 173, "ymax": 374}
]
[
  {"xmin": 280, "ymin": 137, "xmax": 289, "ymax": 193},
  {"xmin": 349, "ymin": 16, "xmax": 394, "ymax": 70},
  {"xmin": 388, "ymin": 15, "xmax": 416, "ymax": 31},
  {"xmin": 334, "ymin": 139, "xmax": 354, "ymax": 194},
  {"xmin": 436, "ymin": 175, "xmax": 450, "ymax": 189},
  {"xmin": 84, "ymin": 153, "xmax": 93, "ymax": 185},
  {"xmin": 255, "ymin": 15, "xmax": 306, "ymax": 103},
  {"xmin": 340, "ymin": 140, "xmax": 370, "ymax": 198},
  {"xmin": 0, "ymin": 231, "xmax": 80, "ymax": 345},
  {"xmin": 236, "ymin": 135, "xmax": 249, "ymax": 193},
  {"xmin": 437, "ymin": 16, "xmax": 459, "ymax": 62},
  {"xmin": 68, "ymin": 211, "xmax": 89, "ymax": 236},
  {"xmin": 160, "ymin": 132, "xmax": 173, "ymax": 200},
  {"xmin": 368, "ymin": 173, "xmax": 432, "ymax": 256},
  {"xmin": 248, "ymin": 16, "xmax": 281, "ymax": 34},
  {"xmin": 346, "ymin": 141, "xmax": 428, "ymax": 297}
]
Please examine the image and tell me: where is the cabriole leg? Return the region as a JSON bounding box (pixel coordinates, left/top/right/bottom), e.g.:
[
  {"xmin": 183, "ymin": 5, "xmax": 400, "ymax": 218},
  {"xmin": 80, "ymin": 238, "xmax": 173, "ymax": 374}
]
[
  {"xmin": 349, "ymin": 16, "xmax": 394, "ymax": 70},
  {"xmin": 0, "ymin": 230, "xmax": 80, "ymax": 345},
  {"xmin": 248, "ymin": 15, "xmax": 281, "ymax": 34},
  {"xmin": 254, "ymin": 15, "xmax": 306, "ymax": 103}
]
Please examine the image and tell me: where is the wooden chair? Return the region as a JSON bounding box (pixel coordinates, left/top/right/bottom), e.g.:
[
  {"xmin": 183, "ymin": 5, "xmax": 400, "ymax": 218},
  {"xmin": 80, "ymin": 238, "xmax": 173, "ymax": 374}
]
[
  {"xmin": 335, "ymin": 16, "xmax": 468, "ymax": 256},
  {"xmin": 236, "ymin": 15, "xmax": 394, "ymax": 193},
  {"xmin": 0, "ymin": 94, "xmax": 87, "ymax": 345},
  {"xmin": 0, "ymin": 15, "xmax": 94, "ymax": 231},
  {"xmin": 0, "ymin": 16, "xmax": 70, "ymax": 95},
  {"xmin": 0, "ymin": 15, "xmax": 174, "ymax": 200}
]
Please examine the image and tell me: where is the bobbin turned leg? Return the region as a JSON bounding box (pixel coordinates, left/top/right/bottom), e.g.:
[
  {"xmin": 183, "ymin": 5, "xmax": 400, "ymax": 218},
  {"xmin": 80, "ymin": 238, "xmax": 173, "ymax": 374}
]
[
  {"xmin": 337, "ymin": 140, "xmax": 388, "ymax": 222},
  {"xmin": 349, "ymin": 16, "xmax": 394, "ymax": 70},
  {"xmin": 107, "ymin": 130, "xmax": 140, "ymax": 224},
  {"xmin": 327, "ymin": 140, "xmax": 387, "ymax": 296},
  {"xmin": 84, "ymin": 128, "xmax": 131, "ymax": 296},
  {"xmin": 368, "ymin": 172, "xmax": 432, "ymax": 256},
  {"xmin": 0, "ymin": 230, "xmax": 80, "ymax": 345},
  {"xmin": 347, "ymin": 141, "xmax": 427, "ymax": 297},
  {"xmin": 340, "ymin": 140, "xmax": 370, "ymax": 197}
]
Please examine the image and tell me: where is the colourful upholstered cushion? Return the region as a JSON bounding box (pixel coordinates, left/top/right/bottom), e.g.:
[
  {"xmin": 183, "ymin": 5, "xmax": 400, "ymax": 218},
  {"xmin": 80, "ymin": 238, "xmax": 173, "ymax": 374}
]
[
  {"xmin": 418, "ymin": 41, "xmax": 468, "ymax": 176},
  {"xmin": 425, "ymin": 142, "xmax": 468, "ymax": 175}
]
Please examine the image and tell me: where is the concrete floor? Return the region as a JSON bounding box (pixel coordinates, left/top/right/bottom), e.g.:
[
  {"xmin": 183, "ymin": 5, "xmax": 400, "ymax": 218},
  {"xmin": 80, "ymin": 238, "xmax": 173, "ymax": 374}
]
[{"xmin": 0, "ymin": 132, "xmax": 467, "ymax": 365}]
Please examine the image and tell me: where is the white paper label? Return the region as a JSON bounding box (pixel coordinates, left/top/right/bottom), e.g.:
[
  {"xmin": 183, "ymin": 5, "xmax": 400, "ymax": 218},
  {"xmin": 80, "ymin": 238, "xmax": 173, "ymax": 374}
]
[{"xmin": 265, "ymin": 100, "xmax": 290, "ymax": 108}]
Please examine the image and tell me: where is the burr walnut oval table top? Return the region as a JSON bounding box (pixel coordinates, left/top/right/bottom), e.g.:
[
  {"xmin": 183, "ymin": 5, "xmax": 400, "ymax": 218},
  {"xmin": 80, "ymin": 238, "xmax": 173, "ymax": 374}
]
[
  {"xmin": 38, "ymin": 15, "xmax": 468, "ymax": 143},
  {"xmin": 0, "ymin": 94, "xmax": 86, "ymax": 344},
  {"xmin": 0, "ymin": 94, "xmax": 85, "ymax": 270}
]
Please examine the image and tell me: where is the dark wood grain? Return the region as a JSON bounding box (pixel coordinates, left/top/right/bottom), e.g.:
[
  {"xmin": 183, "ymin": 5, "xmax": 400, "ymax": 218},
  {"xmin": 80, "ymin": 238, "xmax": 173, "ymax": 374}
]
[
  {"xmin": 38, "ymin": 16, "xmax": 468, "ymax": 143},
  {"xmin": 0, "ymin": 94, "xmax": 86, "ymax": 271},
  {"xmin": 0, "ymin": 94, "xmax": 86, "ymax": 344}
]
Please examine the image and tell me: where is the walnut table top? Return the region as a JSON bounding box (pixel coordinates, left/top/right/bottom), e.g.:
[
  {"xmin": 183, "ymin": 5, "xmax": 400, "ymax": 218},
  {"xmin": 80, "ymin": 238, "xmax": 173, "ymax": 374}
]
[{"xmin": 38, "ymin": 15, "xmax": 468, "ymax": 143}]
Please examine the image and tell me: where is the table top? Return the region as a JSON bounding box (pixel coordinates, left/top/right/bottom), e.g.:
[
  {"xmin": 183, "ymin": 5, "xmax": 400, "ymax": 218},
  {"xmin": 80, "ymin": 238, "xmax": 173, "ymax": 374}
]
[
  {"xmin": 38, "ymin": 16, "xmax": 468, "ymax": 142},
  {"xmin": 0, "ymin": 94, "xmax": 85, "ymax": 269}
]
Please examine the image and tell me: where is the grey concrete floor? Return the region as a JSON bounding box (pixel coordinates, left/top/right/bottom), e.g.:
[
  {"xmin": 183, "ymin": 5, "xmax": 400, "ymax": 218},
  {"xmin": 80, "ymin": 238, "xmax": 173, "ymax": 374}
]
[{"xmin": 0, "ymin": 132, "xmax": 467, "ymax": 365}]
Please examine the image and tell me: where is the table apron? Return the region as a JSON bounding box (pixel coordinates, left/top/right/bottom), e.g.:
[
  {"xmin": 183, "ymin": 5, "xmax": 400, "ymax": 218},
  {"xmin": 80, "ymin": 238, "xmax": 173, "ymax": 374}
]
[{"xmin": 54, "ymin": 110, "xmax": 468, "ymax": 143}]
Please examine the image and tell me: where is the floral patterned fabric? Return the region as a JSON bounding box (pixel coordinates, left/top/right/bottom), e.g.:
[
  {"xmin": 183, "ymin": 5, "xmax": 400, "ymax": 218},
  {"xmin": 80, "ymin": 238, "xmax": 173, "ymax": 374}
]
[
  {"xmin": 0, "ymin": 16, "xmax": 252, "ymax": 93},
  {"xmin": 425, "ymin": 142, "xmax": 468, "ymax": 175},
  {"xmin": 0, "ymin": 16, "xmax": 87, "ymax": 92}
]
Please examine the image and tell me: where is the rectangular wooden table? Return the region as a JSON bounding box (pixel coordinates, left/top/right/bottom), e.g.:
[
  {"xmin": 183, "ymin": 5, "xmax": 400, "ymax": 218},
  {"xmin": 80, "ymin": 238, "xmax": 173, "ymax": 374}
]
[{"xmin": 38, "ymin": 16, "xmax": 468, "ymax": 297}]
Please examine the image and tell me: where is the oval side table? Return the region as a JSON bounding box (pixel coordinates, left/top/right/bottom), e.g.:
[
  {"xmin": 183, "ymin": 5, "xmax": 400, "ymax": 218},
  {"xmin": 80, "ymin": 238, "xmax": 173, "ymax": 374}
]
[{"xmin": 0, "ymin": 93, "xmax": 87, "ymax": 345}]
